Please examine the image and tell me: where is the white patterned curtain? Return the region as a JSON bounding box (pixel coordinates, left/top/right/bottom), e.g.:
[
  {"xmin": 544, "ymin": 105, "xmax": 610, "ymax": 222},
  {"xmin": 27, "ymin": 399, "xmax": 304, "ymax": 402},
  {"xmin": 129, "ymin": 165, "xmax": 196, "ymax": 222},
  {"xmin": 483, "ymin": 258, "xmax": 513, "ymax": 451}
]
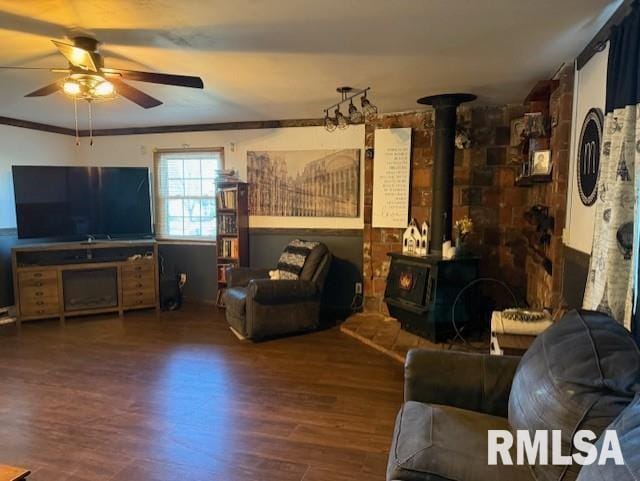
[{"xmin": 583, "ymin": 8, "xmax": 640, "ymax": 329}]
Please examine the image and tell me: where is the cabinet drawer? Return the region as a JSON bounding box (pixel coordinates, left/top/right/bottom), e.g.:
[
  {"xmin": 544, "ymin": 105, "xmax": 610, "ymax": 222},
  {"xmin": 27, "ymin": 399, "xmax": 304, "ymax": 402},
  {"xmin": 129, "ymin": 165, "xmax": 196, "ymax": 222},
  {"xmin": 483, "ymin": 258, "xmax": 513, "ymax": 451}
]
[
  {"xmin": 122, "ymin": 269, "xmax": 155, "ymax": 282},
  {"xmin": 18, "ymin": 270, "xmax": 57, "ymax": 284},
  {"xmin": 121, "ymin": 262, "xmax": 155, "ymax": 276},
  {"xmin": 21, "ymin": 300, "xmax": 59, "ymax": 317},
  {"xmin": 18, "ymin": 276, "xmax": 58, "ymax": 289},
  {"xmin": 122, "ymin": 277, "xmax": 155, "ymax": 290},
  {"xmin": 20, "ymin": 285, "xmax": 59, "ymax": 303},
  {"xmin": 124, "ymin": 297, "xmax": 156, "ymax": 309},
  {"xmin": 123, "ymin": 288, "xmax": 156, "ymax": 307}
]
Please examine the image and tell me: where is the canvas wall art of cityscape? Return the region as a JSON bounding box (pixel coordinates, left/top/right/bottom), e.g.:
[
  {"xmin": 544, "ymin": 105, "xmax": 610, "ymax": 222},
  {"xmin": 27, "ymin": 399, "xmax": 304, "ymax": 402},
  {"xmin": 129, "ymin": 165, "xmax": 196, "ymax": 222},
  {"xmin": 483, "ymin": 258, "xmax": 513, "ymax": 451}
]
[{"xmin": 246, "ymin": 149, "xmax": 360, "ymax": 218}]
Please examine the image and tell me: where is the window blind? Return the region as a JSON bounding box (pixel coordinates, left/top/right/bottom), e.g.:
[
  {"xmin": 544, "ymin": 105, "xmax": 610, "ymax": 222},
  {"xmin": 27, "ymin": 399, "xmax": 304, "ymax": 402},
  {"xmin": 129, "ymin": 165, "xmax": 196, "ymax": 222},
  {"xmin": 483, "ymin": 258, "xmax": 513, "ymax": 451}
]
[{"xmin": 154, "ymin": 149, "xmax": 223, "ymax": 239}]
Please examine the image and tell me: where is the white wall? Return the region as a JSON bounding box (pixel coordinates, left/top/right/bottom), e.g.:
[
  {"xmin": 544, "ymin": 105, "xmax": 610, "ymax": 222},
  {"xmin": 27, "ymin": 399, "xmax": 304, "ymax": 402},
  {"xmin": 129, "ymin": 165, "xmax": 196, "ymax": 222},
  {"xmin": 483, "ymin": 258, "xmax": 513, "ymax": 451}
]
[
  {"xmin": 0, "ymin": 125, "xmax": 79, "ymax": 228},
  {"xmin": 77, "ymin": 125, "xmax": 366, "ymax": 229},
  {"xmin": 564, "ymin": 44, "xmax": 609, "ymax": 254}
]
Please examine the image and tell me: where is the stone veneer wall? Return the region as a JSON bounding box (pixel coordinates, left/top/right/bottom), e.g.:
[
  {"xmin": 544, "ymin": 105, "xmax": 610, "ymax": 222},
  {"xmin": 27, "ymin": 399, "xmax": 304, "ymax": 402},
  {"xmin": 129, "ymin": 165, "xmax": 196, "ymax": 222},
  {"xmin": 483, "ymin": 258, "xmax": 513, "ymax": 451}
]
[{"xmin": 363, "ymin": 68, "xmax": 573, "ymax": 313}]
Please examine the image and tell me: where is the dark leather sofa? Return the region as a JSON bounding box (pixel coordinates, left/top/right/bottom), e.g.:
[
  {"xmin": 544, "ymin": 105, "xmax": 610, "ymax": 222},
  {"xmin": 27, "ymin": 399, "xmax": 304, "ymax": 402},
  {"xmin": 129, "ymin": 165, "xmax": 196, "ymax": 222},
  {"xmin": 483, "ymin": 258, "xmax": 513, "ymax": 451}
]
[
  {"xmin": 387, "ymin": 310, "xmax": 640, "ymax": 481},
  {"xmin": 222, "ymin": 242, "xmax": 332, "ymax": 340}
]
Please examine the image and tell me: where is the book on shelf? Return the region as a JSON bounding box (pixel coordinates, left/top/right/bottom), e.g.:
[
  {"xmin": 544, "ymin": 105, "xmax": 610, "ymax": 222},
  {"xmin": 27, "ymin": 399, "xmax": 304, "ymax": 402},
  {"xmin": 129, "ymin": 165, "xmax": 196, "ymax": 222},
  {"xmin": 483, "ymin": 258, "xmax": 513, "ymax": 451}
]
[
  {"xmin": 219, "ymin": 238, "xmax": 239, "ymax": 258},
  {"xmin": 218, "ymin": 214, "xmax": 237, "ymax": 235},
  {"xmin": 216, "ymin": 188, "xmax": 237, "ymax": 209}
]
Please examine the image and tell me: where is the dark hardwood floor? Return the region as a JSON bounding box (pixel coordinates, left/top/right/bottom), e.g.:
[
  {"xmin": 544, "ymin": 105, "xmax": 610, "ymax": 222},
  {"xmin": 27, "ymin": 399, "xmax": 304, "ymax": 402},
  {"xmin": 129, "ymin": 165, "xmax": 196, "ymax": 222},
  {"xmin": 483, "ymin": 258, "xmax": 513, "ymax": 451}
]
[{"xmin": 0, "ymin": 305, "xmax": 403, "ymax": 481}]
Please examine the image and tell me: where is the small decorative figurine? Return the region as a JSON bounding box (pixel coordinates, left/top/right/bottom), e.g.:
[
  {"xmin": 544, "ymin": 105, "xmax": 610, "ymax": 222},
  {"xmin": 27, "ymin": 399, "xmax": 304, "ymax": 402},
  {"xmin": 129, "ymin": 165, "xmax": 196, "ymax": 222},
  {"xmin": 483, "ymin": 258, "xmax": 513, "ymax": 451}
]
[
  {"xmin": 418, "ymin": 221, "xmax": 430, "ymax": 256},
  {"xmin": 402, "ymin": 219, "xmax": 421, "ymax": 256}
]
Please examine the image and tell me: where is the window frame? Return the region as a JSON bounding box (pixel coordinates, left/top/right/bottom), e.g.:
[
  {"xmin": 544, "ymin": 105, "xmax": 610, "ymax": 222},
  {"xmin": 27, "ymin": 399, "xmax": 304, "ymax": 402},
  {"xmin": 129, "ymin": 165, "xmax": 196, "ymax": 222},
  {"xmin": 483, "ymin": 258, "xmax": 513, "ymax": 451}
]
[{"xmin": 153, "ymin": 147, "xmax": 225, "ymax": 243}]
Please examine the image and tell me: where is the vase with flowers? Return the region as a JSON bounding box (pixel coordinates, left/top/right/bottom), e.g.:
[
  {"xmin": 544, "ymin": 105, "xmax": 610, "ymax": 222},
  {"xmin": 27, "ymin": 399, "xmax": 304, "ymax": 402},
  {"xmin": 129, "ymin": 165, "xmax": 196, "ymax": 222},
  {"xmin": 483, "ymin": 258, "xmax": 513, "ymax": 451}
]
[{"xmin": 453, "ymin": 216, "xmax": 474, "ymax": 256}]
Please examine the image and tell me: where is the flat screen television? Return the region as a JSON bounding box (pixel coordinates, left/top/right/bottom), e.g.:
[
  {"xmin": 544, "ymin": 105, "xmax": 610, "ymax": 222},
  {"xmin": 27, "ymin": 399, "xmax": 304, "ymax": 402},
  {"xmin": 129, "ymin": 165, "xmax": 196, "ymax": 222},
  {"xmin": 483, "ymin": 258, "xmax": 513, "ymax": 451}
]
[{"xmin": 12, "ymin": 166, "xmax": 153, "ymax": 240}]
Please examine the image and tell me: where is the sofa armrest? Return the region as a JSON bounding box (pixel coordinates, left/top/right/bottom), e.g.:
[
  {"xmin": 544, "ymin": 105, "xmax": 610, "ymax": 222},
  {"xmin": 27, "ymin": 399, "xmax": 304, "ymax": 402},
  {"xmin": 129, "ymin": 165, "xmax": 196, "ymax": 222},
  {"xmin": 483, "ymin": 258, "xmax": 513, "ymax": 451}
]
[
  {"xmin": 226, "ymin": 267, "xmax": 271, "ymax": 288},
  {"xmin": 248, "ymin": 279, "xmax": 318, "ymax": 303},
  {"xmin": 404, "ymin": 349, "xmax": 520, "ymax": 417}
]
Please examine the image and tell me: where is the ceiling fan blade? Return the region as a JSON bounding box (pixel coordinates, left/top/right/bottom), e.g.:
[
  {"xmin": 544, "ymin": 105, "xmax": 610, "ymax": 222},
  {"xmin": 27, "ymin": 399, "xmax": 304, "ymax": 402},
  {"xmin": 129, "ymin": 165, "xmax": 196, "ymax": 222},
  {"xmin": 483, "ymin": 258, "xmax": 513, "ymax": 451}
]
[
  {"xmin": 102, "ymin": 68, "xmax": 203, "ymax": 88},
  {"xmin": 52, "ymin": 40, "xmax": 97, "ymax": 71},
  {"xmin": 25, "ymin": 82, "xmax": 61, "ymax": 97},
  {"xmin": 0, "ymin": 66, "xmax": 64, "ymax": 70},
  {"xmin": 111, "ymin": 78, "xmax": 162, "ymax": 109}
]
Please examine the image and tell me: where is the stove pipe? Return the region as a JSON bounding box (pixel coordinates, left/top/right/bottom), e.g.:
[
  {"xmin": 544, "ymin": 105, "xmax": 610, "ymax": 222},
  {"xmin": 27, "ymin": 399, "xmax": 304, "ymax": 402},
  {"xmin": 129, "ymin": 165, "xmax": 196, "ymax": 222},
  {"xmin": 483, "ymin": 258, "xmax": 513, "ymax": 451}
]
[{"xmin": 417, "ymin": 93, "xmax": 476, "ymax": 254}]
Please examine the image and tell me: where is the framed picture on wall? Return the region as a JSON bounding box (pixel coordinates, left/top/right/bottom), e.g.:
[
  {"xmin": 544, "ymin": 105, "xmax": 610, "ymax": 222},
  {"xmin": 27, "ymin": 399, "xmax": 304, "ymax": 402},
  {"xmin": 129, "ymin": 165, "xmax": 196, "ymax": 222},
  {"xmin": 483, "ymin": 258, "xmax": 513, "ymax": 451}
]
[
  {"xmin": 246, "ymin": 149, "xmax": 361, "ymax": 218},
  {"xmin": 531, "ymin": 149, "xmax": 552, "ymax": 181},
  {"xmin": 510, "ymin": 117, "xmax": 525, "ymax": 147}
]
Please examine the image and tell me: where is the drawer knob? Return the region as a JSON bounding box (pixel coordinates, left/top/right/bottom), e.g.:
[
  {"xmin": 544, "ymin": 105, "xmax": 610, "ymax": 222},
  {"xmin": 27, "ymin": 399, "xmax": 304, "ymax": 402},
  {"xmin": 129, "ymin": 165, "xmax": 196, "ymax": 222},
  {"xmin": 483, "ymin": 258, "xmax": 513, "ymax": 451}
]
[
  {"xmin": 36, "ymin": 301, "xmax": 44, "ymax": 305},
  {"xmin": 34, "ymin": 273, "xmax": 42, "ymax": 278},
  {"xmin": 35, "ymin": 291, "xmax": 43, "ymax": 296}
]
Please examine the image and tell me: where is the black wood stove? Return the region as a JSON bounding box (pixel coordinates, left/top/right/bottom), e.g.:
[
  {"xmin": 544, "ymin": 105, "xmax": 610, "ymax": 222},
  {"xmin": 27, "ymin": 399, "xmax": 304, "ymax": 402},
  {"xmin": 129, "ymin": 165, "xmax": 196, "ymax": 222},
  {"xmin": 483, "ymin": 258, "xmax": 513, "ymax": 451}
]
[
  {"xmin": 384, "ymin": 93, "xmax": 479, "ymax": 343},
  {"xmin": 384, "ymin": 253, "xmax": 478, "ymax": 342}
]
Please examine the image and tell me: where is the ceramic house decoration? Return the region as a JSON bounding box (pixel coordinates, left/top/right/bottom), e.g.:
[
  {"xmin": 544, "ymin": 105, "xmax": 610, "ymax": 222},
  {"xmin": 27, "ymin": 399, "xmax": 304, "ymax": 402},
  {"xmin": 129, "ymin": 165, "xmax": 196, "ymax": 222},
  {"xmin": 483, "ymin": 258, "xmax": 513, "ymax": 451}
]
[
  {"xmin": 419, "ymin": 221, "xmax": 430, "ymax": 256},
  {"xmin": 402, "ymin": 219, "xmax": 421, "ymax": 256}
]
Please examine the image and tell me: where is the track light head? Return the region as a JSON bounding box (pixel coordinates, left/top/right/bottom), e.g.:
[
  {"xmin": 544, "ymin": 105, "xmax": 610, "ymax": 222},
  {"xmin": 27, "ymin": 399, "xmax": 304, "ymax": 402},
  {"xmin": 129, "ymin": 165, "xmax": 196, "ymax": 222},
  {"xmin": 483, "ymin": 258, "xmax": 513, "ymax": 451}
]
[
  {"xmin": 324, "ymin": 111, "xmax": 337, "ymax": 132},
  {"xmin": 348, "ymin": 101, "xmax": 363, "ymax": 123},
  {"xmin": 335, "ymin": 107, "xmax": 348, "ymax": 130},
  {"xmin": 361, "ymin": 93, "xmax": 378, "ymax": 119}
]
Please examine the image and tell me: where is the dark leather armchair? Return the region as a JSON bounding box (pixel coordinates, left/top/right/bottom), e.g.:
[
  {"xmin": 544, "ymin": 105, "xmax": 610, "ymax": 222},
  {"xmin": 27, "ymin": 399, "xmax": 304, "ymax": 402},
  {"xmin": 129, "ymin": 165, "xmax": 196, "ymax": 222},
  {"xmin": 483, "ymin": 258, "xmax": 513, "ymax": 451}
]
[
  {"xmin": 387, "ymin": 311, "xmax": 640, "ymax": 481},
  {"xmin": 388, "ymin": 350, "xmax": 530, "ymax": 481},
  {"xmin": 222, "ymin": 242, "xmax": 332, "ymax": 340}
]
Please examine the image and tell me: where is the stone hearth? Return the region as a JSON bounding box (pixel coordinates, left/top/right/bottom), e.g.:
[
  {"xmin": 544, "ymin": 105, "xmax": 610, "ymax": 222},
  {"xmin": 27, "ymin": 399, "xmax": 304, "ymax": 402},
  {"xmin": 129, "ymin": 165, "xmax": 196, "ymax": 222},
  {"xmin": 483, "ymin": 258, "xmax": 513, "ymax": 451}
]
[{"xmin": 340, "ymin": 312, "xmax": 488, "ymax": 363}]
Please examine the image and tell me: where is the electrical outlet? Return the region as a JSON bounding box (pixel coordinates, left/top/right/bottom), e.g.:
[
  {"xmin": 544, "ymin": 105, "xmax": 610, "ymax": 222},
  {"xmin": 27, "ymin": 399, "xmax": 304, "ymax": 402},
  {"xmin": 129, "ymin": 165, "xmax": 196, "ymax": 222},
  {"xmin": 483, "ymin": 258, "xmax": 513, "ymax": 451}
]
[{"xmin": 355, "ymin": 282, "xmax": 363, "ymax": 295}]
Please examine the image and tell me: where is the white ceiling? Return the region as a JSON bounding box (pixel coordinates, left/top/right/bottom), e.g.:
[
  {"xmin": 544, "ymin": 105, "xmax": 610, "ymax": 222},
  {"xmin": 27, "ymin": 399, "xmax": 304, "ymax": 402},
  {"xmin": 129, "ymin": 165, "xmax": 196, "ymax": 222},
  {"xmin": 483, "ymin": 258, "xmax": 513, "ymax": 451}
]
[{"xmin": 0, "ymin": 0, "xmax": 621, "ymax": 129}]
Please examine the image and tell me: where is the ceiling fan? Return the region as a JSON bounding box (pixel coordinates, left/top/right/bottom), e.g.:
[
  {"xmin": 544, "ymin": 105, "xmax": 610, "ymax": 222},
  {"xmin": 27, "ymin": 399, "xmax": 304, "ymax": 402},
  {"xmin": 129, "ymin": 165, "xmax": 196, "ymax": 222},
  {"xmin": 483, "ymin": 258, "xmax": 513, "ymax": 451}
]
[{"xmin": 1, "ymin": 36, "xmax": 204, "ymax": 109}]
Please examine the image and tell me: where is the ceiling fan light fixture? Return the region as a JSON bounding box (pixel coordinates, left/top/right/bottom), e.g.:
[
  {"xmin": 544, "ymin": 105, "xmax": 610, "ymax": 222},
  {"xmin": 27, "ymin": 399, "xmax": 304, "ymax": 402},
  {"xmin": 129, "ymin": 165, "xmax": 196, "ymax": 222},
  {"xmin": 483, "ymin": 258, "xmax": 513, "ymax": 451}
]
[
  {"xmin": 61, "ymin": 74, "xmax": 117, "ymax": 101},
  {"xmin": 62, "ymin": 79, "xmax": 81, "ymax": 96},
  {"xmin": 94, "ymin": 80, "xmax": 114, "ymax": 97}
]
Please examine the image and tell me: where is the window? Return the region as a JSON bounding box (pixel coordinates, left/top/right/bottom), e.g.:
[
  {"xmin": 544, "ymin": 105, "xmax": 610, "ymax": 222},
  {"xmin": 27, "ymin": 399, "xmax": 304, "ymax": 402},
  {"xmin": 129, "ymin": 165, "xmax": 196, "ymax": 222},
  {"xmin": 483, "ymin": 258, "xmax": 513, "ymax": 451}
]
[{"xmin": 154, "ymin": 149, "xmax": 223, "ymax": 239}]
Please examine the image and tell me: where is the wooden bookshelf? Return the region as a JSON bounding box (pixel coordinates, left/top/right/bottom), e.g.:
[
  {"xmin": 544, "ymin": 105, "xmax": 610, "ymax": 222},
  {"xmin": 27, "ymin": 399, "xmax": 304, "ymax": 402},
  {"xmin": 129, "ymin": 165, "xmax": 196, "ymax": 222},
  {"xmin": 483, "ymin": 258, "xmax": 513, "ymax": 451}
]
[{"xmin": 215, "ymin": 181, "xmax": 249, "ymax": 307}]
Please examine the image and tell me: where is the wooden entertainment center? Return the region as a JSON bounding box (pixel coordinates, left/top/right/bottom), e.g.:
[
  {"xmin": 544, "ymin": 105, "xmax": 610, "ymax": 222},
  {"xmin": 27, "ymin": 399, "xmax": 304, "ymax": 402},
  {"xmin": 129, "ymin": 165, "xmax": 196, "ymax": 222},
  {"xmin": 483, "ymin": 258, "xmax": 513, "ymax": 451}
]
[{"xmin": 11, "ymin": 240, "xmax": 159, "ymax": 325}]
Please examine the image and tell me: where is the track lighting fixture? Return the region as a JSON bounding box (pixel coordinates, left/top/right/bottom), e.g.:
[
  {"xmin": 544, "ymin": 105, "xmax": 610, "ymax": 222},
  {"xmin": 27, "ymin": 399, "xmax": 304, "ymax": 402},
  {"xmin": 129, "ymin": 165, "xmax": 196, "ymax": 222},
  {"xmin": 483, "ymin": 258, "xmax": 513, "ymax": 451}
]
[{"xmin": 323, "ymin": 86, "xmax": 377, "ymax": 132}]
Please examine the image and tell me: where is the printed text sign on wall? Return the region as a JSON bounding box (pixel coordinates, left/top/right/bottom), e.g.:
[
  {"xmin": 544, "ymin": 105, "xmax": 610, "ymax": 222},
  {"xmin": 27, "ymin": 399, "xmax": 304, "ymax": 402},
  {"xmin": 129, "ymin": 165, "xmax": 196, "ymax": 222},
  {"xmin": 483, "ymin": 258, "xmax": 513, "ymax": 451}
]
[{"xmin": 372, "ymin": 128, "xmax": 412, "ymax": 228}]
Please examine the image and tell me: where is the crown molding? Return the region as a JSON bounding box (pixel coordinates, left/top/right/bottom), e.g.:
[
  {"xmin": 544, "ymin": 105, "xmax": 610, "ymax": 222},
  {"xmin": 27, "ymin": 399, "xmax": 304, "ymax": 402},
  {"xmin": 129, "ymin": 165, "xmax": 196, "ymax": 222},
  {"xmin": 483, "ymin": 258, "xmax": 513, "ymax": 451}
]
[
  {"xmin": 0, "ymin": 116, "xmax": 76, "ymax": 136},
  {"xmin": 0, "ymin": 116, "xmax": 325, "ymax": 137}
]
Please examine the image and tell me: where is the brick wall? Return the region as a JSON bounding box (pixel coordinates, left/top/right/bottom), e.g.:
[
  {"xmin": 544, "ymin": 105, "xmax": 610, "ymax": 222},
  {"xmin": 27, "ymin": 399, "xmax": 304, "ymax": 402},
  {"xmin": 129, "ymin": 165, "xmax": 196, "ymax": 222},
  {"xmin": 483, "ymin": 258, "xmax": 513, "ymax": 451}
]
[
  {"xmin": 363, "ymin": 111, "xmax": 433, "ymax": 312},
  {"xmin": 362, "ymin": 70, "xmax": 573, "ymax": 314},
  {"xmin": 525, "ymin": 66, "xmax": 574, "ymax": 309}
]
